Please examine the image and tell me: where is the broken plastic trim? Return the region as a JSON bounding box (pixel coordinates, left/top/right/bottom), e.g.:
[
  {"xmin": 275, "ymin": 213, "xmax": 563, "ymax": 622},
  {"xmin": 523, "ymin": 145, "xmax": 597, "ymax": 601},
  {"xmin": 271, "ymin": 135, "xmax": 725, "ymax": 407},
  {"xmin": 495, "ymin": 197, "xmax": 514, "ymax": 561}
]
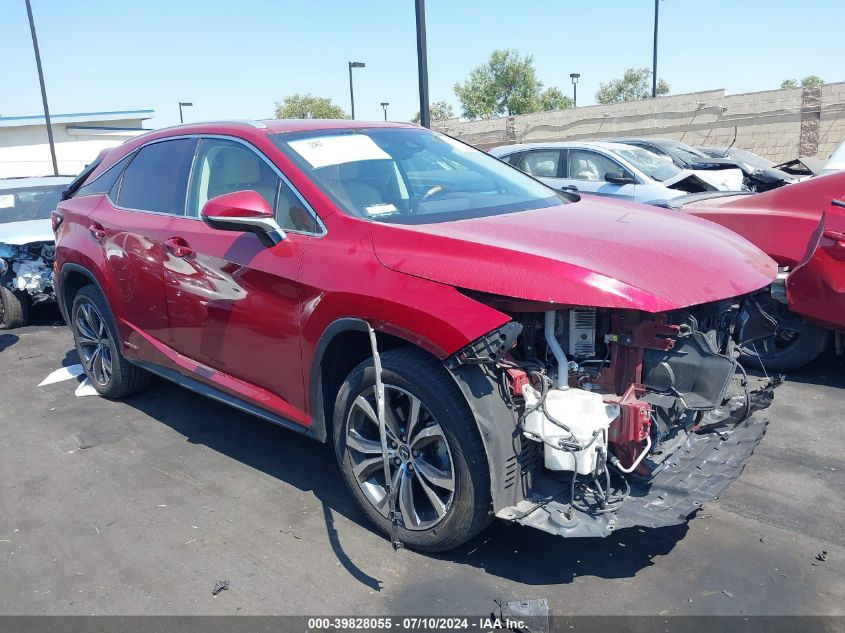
[
  {"xmin": 497, "ymin": 411, "xmax": 770, "ymax": 538},
  {"xmin": 0, "ymin": 242, "xmax": 55, "ymax": 302},
  {"xmin": 444, "ymin": 321, "xmax": 522, "ymax": 369}
]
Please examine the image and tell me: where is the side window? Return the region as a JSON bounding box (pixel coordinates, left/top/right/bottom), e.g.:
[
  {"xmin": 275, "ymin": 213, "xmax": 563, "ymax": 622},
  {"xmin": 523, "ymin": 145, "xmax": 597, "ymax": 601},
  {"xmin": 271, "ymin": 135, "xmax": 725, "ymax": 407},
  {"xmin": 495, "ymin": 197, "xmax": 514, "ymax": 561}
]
[
  {"xmin": 188, "ymin": 138, "xmax": 318, "ymax": 233},
  {"xmin": 117, "ymin": 138, "xmax": 196, "ymax": 214},
  {"xmin": 74, "ymin": 156, "xmax": 129, "ymax": 198},
  {"xmin": 276, "ymin": 180, "xmax": 319, "ymax": 233},
  {"xmin": 567, "ymin": 150, "xmax": 631, "ymax": 182},
  {"xmin": 516, "ymin": 150, "xmax": 561, "ymax": 178}
]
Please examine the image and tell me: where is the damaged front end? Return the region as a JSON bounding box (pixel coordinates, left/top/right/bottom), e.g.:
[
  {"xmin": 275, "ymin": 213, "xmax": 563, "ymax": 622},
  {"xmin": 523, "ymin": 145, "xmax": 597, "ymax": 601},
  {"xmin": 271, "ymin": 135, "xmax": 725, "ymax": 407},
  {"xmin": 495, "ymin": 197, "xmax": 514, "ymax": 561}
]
[
  {"xmin": 448, "ymin": 295, "xmax": 780, "ymax": 538},
  {"xmin": 0, "ymin": 241, "xmax": 56, "ymax": 305}
]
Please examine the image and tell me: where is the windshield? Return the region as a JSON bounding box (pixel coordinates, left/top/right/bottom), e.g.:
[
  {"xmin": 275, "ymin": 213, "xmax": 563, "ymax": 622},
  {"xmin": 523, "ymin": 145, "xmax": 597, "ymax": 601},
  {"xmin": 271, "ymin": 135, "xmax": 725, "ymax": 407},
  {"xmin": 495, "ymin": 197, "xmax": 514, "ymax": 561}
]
[
  {"xmin": 728, "ymin": 148, "xmax": 775, "ymax": 170},
  {"xmin": 272, "ymin": 128, "xmax": 562, "ymax": 224},
  {"xmin": 665, "ymin": 141, "xmax": 708, "ymax": 164},
  {"xmin": 611, "ymin": 148, "xmax": 681, "ymax": 182},
  {"xmin": 0, "ymin": 185, "xmax": 66, "ymax": 225}
]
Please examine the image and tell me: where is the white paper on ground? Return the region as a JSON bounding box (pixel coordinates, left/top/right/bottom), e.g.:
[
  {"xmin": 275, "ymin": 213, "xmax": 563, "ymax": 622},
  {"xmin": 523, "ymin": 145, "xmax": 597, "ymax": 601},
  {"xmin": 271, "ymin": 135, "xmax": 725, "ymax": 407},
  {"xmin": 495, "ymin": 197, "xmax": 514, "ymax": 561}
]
[
  {"xmin": 38, "ymin": 364, "xmax": 84, "ymax": 386},
  {"xmin": 74, "ymin": 377, "xmax": 100, "ymax": 397}
]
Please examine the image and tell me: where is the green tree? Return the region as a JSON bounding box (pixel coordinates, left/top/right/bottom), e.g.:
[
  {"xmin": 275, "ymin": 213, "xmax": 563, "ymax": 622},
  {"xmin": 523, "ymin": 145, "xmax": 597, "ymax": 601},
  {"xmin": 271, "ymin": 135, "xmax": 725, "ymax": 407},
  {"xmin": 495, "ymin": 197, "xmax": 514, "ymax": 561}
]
[
  {"xmin": 781, "ymin": 76, "xmax": 824, "ymax": 89},
  {"xmin": 274, "ymin": 93, "xmax": 348, "ymax": 119},
  {"xmin": 595, "ymin": 67, "xmax": 670, "ymax": 104},
  {"xmin": 453, "ymin": 49, "xmax": 567, "ymax": 119},
  {"xmin": 411, "ymin": 101, "xmax": 455, "ymax": 124},
  {"xmin": 538, "ymin": 87, "xmax": 574, "ymax": 111}
]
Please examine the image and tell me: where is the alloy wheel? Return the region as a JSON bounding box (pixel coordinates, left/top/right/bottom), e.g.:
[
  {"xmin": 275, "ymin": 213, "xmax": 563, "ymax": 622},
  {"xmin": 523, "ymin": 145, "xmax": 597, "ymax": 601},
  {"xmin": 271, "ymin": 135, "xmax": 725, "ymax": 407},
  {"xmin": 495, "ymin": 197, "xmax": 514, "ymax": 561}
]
[
  {"xmin": 345, "ymin": 385, "xmax": 455, "ymax": 530},
  {"xmin": 75, "ymin": 301, "xmax": 114, "ymax": 386}
]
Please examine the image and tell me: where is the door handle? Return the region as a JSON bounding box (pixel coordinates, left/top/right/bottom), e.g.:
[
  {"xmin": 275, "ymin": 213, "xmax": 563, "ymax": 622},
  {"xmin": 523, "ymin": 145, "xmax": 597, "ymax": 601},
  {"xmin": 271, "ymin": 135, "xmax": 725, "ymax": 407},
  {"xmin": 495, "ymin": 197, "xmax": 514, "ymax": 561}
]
[
  {"xmin": 560, "ymin": 185, "xmax": 578, "ymax": 192},
  {"xmin": 88, "ymin": 223, "xmax": 106, "ymax": 240},
  {"xmin": 164, "ymin": 237, "xmax": 194, "ymax": 258}
]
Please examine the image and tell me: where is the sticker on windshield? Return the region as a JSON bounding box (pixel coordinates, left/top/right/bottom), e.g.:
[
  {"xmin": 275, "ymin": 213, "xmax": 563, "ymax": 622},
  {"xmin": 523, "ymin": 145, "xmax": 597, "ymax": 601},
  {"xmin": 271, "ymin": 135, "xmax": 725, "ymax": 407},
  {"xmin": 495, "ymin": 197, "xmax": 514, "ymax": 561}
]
[
  {"xmin": 288, "ymin": 135, "xmax": 391, "ymax": 168},
  {"xmin": 364, "ymin": 203, "xmax": 398, "ymax": 216},
  {"xmin": 0, "ymin": 194, "xmax": 14, "ymax": 209}
]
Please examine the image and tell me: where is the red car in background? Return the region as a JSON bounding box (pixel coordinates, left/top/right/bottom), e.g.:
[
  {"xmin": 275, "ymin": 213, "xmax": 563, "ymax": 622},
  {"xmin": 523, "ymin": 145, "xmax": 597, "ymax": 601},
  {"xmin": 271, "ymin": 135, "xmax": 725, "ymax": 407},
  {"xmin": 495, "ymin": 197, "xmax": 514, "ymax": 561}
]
[
  {"xmin": 671, "ymin": 173, "xmax": 845, "ymax": 371},
  {"xmin": 53, "ymin": 120, "xmax": 778, "ymax": 551}
]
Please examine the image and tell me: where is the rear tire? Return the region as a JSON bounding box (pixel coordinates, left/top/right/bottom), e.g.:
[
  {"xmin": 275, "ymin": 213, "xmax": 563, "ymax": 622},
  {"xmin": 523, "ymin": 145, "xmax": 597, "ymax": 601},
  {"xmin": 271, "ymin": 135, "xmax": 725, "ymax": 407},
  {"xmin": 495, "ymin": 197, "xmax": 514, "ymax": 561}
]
[
  {"xmin": 739, "ymin": 304, "xmax": 830, "ymax": 372},
  {"xmin": 70, "ymin": 285, "xmax": 150, "ymax": 398},
  {"xmin": 0, "ymin": 286, "xmax": 29, "ymax": 329},
  {"xmin": 333, "ymin": 346, "xmax": 492, "ymax": 552}
]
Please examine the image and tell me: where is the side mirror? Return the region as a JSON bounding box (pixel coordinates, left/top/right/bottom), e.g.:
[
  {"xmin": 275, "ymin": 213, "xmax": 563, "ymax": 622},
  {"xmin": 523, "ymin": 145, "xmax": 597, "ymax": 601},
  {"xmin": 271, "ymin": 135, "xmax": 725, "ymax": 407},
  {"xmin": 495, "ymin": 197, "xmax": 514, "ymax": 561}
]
[
  {"xmin": 200, "ymin": 190, "xmax": 285, "ymax": 247},
  {"xmin": 604, "ymin": 171, "xmax": 636, "ymax": 185}
]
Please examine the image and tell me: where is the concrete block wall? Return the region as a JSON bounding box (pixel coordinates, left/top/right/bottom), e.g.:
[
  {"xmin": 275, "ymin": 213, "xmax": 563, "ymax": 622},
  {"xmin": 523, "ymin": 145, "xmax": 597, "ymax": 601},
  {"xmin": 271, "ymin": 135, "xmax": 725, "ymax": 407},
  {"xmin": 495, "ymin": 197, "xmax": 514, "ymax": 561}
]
[{"xmin": 435, "ymin": 82, "xmax": 845, "ymax": 163}]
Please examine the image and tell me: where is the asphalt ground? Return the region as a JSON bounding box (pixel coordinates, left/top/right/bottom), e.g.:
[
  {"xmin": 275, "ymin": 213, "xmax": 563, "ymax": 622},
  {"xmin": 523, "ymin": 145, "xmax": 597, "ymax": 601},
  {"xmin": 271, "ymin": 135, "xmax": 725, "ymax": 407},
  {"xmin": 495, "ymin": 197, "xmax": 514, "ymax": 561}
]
[{"xmin": 1, "ymin": 304, "xmax": 843, "ymax": 616}]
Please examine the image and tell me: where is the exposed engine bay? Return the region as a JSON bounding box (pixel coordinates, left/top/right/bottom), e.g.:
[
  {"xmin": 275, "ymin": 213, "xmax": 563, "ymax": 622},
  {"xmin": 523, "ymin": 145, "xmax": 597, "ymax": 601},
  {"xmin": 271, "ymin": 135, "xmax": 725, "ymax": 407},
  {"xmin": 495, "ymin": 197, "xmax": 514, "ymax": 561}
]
[
  {"xmin": 0, "ymin": 241, "xmax": 56, "ymax": 303},
  {"xmin": 448, "ymin": 295, "xmax": 781, "ymax": 537}
]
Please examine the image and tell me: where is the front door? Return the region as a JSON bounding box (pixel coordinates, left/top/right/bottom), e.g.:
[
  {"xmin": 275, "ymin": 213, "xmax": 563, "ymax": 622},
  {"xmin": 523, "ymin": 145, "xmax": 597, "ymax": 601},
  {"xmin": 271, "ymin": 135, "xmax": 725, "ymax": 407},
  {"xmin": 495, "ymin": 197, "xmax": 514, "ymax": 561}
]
[
  {"xmin": 563, "ymin": 149, "xmax": 638, "ymax": 199},
  {"xmin": 162, "ymin": 137, "xmax": 321, "ymax": 418}
]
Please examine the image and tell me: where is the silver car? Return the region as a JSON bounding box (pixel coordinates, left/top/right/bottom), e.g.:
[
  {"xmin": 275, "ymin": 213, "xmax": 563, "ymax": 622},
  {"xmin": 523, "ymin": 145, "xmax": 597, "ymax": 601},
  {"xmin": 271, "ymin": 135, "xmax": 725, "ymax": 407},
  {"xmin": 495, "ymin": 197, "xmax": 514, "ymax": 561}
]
[
  {"xmin": 0, "ymin": 176, "xmax": 72, "ymax": 328},
  {"xmin": 490, "ymin": 141, "xmax": 718, "ymax": 203}
]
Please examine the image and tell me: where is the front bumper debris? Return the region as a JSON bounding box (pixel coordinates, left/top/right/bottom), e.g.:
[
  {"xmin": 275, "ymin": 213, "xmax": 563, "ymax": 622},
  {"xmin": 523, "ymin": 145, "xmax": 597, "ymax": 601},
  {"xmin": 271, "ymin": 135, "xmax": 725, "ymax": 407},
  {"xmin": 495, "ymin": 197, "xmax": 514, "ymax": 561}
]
[{"xmin": 496, "ymin": 414, "xmax": 769, "ymax": 538}]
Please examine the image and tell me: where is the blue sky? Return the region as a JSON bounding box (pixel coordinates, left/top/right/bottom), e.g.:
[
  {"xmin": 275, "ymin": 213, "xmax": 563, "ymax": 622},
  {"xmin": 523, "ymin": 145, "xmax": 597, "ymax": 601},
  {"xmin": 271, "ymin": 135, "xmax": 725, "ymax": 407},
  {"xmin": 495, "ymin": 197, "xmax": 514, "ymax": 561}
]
[{"xmin": 2, "ymin": 0, "xmax": 843, "ymax": 128}]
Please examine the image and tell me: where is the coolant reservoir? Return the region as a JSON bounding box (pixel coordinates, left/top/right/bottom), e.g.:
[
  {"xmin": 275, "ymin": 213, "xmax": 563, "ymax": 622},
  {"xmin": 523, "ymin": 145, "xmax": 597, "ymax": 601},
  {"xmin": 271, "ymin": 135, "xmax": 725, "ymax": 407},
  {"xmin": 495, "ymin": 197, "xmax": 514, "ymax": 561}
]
[{"xmin": 522, "ymin": 385, "xmax": 620, "ymax": 475}]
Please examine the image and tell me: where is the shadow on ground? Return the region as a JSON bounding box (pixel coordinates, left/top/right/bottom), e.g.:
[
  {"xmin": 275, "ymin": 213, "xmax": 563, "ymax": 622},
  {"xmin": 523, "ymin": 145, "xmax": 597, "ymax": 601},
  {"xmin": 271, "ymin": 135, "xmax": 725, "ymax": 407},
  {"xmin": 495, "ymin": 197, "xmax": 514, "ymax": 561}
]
[
  {"xmin": 116, "ymin": 373, "xmax": 387, "ymax": 590},
  {"xmin": 29, "ymin": 302, "xmax": 64, "ymax": 327},
  {"xmin": 0, "ymin": 333, "xmax": 19, "ymax": 352},
  {"xmin": 433, "ymin": 519, "xmax": 688, "ymax": 585},
  {"xmin": 68, "ymin": 352, "xmax": 693, "ymax": 588},
  {"xmin": 744, "ymin": 348, "xmax": 845, "ymax": 389}
]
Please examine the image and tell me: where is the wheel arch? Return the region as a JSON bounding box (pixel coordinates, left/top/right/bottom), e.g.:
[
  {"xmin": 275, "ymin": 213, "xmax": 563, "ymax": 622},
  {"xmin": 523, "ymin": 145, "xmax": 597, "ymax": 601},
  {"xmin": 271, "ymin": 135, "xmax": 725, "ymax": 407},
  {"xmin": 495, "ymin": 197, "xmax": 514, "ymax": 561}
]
[
  {"xmin": 308, "ymin": 318, "xmax": 410, "ymax": 443},
  {"xmin": 309, "ymin": 317, "xmax": 528, "ymax": 515},
  {"xmin": 57, "ymin": 263, "xmax": 108, "ymax": 323}
]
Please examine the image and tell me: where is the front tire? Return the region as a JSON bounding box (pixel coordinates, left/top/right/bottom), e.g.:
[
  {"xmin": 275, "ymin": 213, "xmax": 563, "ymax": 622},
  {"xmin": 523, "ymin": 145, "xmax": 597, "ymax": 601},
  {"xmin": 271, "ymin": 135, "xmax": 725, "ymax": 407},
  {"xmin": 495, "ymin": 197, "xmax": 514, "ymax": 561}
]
[
  {"xmin": 0, "ymin": 286, "xmax": 30, "ymax": 329},
  {"xmin": 739, "ymin": 303, "xmax": 830, "ymax": 372},
  {"xmin": 70, "ymin": 285, "xmax": 150, "ymax": 398},
  {"xmin": 333, "ymin": 347, "xmax": 492, "ymax": 552}
]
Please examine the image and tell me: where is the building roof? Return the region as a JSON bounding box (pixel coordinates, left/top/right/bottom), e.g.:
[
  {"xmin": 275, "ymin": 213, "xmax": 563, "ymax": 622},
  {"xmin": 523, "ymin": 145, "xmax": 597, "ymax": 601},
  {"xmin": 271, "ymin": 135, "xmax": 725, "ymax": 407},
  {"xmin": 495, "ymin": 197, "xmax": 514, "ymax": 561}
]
[
  {"xmin": 0, "ymin": 175, "xmax": 75, "ymax": 189},
  {"xmin": 0, "ymin": 109, "xmax": 155, "ymax": 129}
]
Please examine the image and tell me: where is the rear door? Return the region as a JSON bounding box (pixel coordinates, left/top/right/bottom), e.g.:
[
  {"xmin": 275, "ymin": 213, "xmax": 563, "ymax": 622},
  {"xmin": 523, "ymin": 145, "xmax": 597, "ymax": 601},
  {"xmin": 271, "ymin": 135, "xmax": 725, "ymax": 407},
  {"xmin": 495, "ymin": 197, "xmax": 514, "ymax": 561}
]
[
  {"xmin": 89, "ymin": 137, "xmax": 196, "ymax": 343},
  {"xmin": 563, "ymin": 149, "xmax": 637, "ymax": 199},
  {"xmin": 162, "ymin": 136, "xmax": 321, "ymax": 418}
]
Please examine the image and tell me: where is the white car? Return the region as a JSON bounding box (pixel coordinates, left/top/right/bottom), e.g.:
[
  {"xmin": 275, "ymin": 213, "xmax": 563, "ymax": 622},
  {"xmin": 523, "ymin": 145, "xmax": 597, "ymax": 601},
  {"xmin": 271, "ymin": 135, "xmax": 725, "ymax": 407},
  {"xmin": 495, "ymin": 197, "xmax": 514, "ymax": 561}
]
[
  {"xmin": 0, "ymin": 176, "xmax": 72, "ymax": 328},
  {"xmin": 490, "ymin": 141, "xmax": 718, "ymax": 203}
]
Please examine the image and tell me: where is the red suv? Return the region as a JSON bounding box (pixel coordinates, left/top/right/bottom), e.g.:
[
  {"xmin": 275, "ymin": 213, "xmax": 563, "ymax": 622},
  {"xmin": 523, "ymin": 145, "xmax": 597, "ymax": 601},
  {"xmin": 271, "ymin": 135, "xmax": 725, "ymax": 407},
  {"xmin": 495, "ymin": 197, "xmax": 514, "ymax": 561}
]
[{"xmin": 54, "ymin": 120, "xmax": 779, "ymax": 551}]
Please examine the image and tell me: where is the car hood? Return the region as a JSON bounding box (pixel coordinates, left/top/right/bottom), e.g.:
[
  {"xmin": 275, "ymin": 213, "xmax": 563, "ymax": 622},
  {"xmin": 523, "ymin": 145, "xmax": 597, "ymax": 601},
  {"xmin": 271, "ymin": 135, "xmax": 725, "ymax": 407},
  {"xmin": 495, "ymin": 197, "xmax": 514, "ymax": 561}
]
[
  {"xmin": 0, "ymin": 219, "xmax": 53, "ymax": 246},
  {"xmin": 371, "ymin": 198, "xmax": 776, "ymax": 313},
  {"xmin": 689, "ymin": 168, "xmax": 744, "ymax": 191}
]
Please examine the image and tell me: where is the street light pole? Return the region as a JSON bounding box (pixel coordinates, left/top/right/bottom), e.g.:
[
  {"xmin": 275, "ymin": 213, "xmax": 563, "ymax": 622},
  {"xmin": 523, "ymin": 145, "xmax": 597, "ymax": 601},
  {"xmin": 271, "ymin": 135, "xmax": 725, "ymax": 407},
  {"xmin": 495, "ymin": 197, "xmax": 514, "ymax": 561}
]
[
  {"xmin": 570, "ymin": 73, "xmax": 580, "ymax": 107},
  {"xmin": 178, "ymin": 101, "xmax": 193, "ymax": 124},
  {"xmin": 380, "ymin": 102, "xmax": 389, "ymax": 121},
  {"xmin": 415, "ymin": 0, "xmax": 431, "ymax": 128},
  {"xmin": 652, "ymin": 0, "xmax": 659, "ymax": 98},
  {"xmin": 348, "ymin": 61, "xmax": 365, "ymax": 119},
  {"xmin": 24, "ymin": 0, "xmax": 58, "ymax": 176}
]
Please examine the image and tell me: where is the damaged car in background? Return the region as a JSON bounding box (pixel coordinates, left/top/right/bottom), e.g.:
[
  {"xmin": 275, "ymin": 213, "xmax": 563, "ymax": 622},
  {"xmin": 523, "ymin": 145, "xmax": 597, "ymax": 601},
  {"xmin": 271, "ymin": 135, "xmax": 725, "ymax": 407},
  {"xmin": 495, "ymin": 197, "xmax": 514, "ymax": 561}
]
[
  {"xmin": 606, "ymin": 137, "xmax": 746, "ymax": 191},
  {"xmin": 490, "ymin": 141, "xmax": 718, "ymax": 204},
  {"xmin": 663, "ymin": 171, "xmax": 845, "ymax": 371},
  {"xmin": 0, "ymin": 176, "xmax": 72, "ymax": 328},
  {"xmin": 54, "ymin": 121, "xmax": 780, "ymax": 550},
  {"xmin": 698, "ymin": 146, "xmax": 799, "ymax": 192}
]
